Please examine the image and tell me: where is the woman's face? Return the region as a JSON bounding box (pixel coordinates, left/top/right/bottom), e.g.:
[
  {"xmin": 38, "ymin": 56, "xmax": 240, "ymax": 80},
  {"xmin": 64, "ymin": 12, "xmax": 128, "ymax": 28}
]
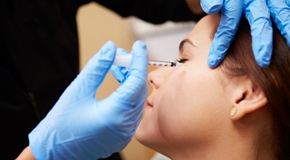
[{"xmin": 135, "ymin": 15, "xmax": 233, "ymax": 158}]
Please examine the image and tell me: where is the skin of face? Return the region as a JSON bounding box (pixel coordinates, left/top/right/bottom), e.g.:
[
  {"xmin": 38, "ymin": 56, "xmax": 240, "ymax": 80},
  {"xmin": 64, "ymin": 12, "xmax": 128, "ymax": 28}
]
[{"xmin": 135, "ymin": 14, "xmax": 236, "ymax": 159}]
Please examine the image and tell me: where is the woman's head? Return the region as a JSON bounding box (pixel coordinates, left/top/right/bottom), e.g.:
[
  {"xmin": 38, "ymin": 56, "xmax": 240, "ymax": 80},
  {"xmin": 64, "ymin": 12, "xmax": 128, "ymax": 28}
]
[
  {"xmin": 135, "ymin": 14, "xmax": 290, "ymax": 159},
  {"xmin": 220, "ymin": 15, "xmax": 290, "ymax": 159}
]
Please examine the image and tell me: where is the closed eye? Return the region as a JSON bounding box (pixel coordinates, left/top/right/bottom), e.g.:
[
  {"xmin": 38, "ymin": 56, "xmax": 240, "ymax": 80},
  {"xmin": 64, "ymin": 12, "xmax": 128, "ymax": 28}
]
[{"xmin": 175, "ymin": 58, "xmax": 188, "ymax": 63}]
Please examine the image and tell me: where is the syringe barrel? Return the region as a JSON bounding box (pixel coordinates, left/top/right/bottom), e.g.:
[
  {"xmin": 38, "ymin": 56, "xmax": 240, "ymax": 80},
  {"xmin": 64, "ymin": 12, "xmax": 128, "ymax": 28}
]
[
  {"xmin": 148, "ymin": 61, "xmax": 174, "ymax": 67},
  {"xmin": 113, "ymin": 54, "xmax": 132, "ymax": 67}
]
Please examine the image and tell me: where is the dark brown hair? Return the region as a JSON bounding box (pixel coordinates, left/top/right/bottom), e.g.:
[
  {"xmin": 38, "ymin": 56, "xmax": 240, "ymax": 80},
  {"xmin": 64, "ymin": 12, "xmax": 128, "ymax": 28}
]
[{"xmin": 220, "ymin": 17, "xmax": 290, "ymax": 159}]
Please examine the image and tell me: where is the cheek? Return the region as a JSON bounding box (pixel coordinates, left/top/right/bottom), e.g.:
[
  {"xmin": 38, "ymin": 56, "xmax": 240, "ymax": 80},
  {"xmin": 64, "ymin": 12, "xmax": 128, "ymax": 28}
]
[
  {"xmin": 136, "ymin": 66, "xmax": 228, "ymax": 149},
  {"xmin": 157, "ymin": 68, "xmax": 228, "ymax": 146},
  {"xmin": 135, "ymin": 91, "xmax": 169, "ymax": 148},
  {"xmin": 156, "ymin": 71, "xmax": 195, "ymax": 143}
]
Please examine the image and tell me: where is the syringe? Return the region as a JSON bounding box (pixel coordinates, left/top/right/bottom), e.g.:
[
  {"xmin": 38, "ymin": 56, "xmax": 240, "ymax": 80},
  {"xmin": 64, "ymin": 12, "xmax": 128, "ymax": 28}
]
[
  {"xmin": 113, "ymin": 54, "xmax": 184, "ymax": 67},
  {"xmin": 148, "ymin": 60, "xmax": 184, "ymax": 67}
]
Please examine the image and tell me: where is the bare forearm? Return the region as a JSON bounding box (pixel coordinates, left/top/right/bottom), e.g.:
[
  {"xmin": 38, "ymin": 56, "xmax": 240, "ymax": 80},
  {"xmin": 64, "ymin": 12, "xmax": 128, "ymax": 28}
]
[
  {"xmin": 16, "ymin": 146, "xmax": 36, "ymax": 160},
  {"xmin": 185, "ymin": 0, "xmax": 204, "ymax": 15}
]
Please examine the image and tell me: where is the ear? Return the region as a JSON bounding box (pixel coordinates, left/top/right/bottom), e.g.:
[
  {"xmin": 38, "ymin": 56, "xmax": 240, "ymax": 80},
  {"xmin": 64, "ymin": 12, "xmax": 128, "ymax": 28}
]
[{"xmin": 231, "ymin": 77, "xmax": 268, "ymax": 120}]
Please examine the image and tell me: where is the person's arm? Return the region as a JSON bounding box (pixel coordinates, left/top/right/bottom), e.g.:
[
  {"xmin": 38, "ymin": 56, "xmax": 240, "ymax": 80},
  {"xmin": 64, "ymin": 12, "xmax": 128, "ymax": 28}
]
[
  {"xmin": 15, "ymin": 146, "xmax": 35, "ymax": 160},
  {"xmin": 185, "ymin": 0, "xmax": 204, "ymax": 15}
]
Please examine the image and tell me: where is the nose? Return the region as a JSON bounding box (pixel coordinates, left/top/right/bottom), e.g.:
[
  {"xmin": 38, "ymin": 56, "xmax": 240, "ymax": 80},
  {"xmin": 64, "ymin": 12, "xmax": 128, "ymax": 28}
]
[{"xmin": 147, "ymin": 68, "xmax": 168, "ymax": 89}]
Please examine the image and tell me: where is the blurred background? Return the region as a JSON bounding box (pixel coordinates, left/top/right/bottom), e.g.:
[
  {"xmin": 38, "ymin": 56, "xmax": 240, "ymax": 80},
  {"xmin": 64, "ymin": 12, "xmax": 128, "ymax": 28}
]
[{"xmin": 76, "ymin": 2, "xmax": 195, "ymax": 160}]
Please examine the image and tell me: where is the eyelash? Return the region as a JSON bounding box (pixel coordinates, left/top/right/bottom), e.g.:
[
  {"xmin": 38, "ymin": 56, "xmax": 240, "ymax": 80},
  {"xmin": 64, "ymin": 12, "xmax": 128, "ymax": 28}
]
[{"xmin": 175, "ymin": 58, "xmax": 188, "ymax": 63}]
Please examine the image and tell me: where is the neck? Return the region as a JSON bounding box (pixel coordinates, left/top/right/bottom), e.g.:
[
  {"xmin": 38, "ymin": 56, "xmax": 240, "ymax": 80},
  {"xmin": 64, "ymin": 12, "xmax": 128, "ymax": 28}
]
[
  {"xmin": 168, "ymin": 113, "xmax": 274, "ymax": 160},
  {"xmin": 168, "ymin": 132, "xmax": 273, "ymax": 160}
]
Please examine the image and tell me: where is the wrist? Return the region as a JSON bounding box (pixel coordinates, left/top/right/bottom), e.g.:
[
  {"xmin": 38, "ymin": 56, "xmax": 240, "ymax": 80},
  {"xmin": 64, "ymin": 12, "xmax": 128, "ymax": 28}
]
[{"xmin": 16, "ymin": 146, "xmax": 36, "ymax": 160}]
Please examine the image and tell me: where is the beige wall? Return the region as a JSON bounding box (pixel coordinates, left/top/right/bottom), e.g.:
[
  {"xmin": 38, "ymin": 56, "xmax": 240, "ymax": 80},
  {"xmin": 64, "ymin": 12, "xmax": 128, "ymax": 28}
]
[{"xmin": 76, "ymin": 2, "xmax": 155, "ymax": 160}]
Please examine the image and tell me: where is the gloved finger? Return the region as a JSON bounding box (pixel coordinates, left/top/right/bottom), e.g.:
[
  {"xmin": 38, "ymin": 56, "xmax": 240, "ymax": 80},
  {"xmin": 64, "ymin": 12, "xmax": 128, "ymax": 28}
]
[
  {"xmin": 200, "ymin": 0, "xmax": 223, "ymax": 14},
  {"xmin": 111, "ymin": 48, "xmax": 130, "ymax": 83},
  {"xmin": 268, "ymin": 0, "xmax": 290, "ymax": 47},
  {"xmin": 244, "ymin": 0, "xmax": 273, "ymax": 67},
  {"xmin": 287, "ymin": 0, "xmax": 290, "ymax": 7},
  {"xmin": 64, "ymin": 41, "xmax": 117, "ymax": 99},
  {"xmin": 208, "ymin": 0, "xmax": 243, "ymax": 68},
  {"xmin": 101, "ymin": 41, "xmax": 148, "ymax": 136},
  {"xmin": 109, "ymin": 40, "xmax": 148, "ymax": 106}
]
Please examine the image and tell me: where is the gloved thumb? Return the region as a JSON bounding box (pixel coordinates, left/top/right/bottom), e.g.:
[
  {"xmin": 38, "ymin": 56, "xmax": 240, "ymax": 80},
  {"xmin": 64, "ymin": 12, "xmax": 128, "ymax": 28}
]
[
  {"xmin": 61, "ymin": 41, "xmax": 117, "ymax": 101},
  {"xmin": 201, "ymin": 0, "xmax": 223, "ymax": 14},
  {"xmin": 109, "ymin": 40, "xmax": 148, "ymax": 104},
  {"xmin": 99, "ymin": 40, "xmax": 148, "ymax": 139}
]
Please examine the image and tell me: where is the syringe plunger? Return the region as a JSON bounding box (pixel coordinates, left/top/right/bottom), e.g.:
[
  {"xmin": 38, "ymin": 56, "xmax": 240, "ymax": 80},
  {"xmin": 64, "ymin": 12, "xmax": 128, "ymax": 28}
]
[{"xmin": 113, "ymin": 54, "xmax": 132, "ymax": 68}]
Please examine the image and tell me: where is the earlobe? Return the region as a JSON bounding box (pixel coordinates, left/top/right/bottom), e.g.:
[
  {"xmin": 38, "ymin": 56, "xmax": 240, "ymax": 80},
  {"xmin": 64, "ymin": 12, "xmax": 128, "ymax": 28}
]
[
  {"xmin": 230, "ymin": 107, "xmax": 238, "ymax": 117},
  {"xmin": 230, "ymin": 80, "xmax": 268, "ymax": 121}
]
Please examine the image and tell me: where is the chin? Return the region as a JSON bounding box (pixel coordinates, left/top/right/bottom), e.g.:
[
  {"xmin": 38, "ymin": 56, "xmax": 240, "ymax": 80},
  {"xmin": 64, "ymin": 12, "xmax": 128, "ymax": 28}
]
[
  {"xmin": 134, "ymin": 124, "xmax": 149, "ymax": 145},
  {"xmin": 135, "ymin": 124, "xmax": 159, "ymax": 150},
  {"xmin": 135, "ymin": 132, "xmax": 173, "ymax": 160},
  {"xmin": 135, "ymin": 124, "xmax": 173, "ymax": 157},
  {"xmin": 135, "ymin": 130, "xmax": 154, "ymax": 150}
]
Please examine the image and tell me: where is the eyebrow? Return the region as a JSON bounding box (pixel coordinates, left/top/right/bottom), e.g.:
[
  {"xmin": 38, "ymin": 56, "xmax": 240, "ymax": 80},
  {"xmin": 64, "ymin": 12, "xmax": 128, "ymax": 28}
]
[{"xmin": 179, "ymin": 39, "xmax": 196, "ymax": 52}]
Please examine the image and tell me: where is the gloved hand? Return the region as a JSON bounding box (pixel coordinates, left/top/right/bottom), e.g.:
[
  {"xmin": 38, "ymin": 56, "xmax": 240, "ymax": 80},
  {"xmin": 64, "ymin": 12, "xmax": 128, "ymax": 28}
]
[
  {"xmin": 29, "ymin": 41, "xmax": 148, "ymax": 160},
  {"xmin": 201, "ymin": 0, "xmax": 290, "ymax": 68},
  {"xmin": 110, "ymin": 48, "xmax": 135, "ymax": 84},
  {"xmin": 268, "ymin": 0, "xmax": 290, "ymax": 47}
]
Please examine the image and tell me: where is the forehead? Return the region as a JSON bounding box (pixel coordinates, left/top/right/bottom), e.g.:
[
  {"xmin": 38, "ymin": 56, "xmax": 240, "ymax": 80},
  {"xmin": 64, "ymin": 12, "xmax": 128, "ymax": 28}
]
[{"xmin": 186, "ymin": 14, "xmax": 220, "ymax": 42}]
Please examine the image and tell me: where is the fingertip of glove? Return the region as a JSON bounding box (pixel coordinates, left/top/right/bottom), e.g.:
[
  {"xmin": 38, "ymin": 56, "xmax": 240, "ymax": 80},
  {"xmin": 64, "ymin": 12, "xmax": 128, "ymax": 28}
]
[
  {"xmin": 99, "ymin": 41, "xmax": 116, "ymax": 55},
  {"xmin": 207, "ymin": 46, "xmax": 224, "ymax": 68},
  {"xmin": 132, "ymin": 40, "xmax": 147, "ymax": 53},
  {"xmin": 131, "ymin": 41, "xmax": 148, "ymax": 65},
  {"xmin": 129, "ymin": 41, "xmax": 148, "ymax": 73},
  {"xmin": 207, "ymin": 55, "xmax": 219, "ymax": 68},
  {"xmin": 105, "ymin": 40, "xmax": 116, "ymax": 48},
  {"xmin": 254, "ymin": 50, "xmax": 271, "ymax": 68},
  {"xmin": 252, "ymin": 41, "xmax": 273, "ymax": 68},
  {"xmin": 98, "ymin": 41, "xmax": 117, "ymax": 60},
  {"xmin": 200, "ymin": 0, "xmax": 222, "ymax": 14},
  {"xmin": 258, "ymin": 61, "xmax": 270, "ymax": 68}
]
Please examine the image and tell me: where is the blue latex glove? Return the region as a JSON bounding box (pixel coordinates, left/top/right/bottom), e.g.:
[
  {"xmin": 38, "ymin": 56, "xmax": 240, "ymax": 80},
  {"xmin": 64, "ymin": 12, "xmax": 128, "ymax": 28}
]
[
  {"xmin": 268, "ymin": 0, "xmax": 290, "ymax": 47},
  {"xmin": 110, "ymin": 48, "xmax": 132, "ymax": 84},
  {"xmin": 201, "ymin": 0, "xmax": 290, "ymax": 68},
  {"xmin": 29, "ymin": 41, "xmax": 148, "ymax": 160}
]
